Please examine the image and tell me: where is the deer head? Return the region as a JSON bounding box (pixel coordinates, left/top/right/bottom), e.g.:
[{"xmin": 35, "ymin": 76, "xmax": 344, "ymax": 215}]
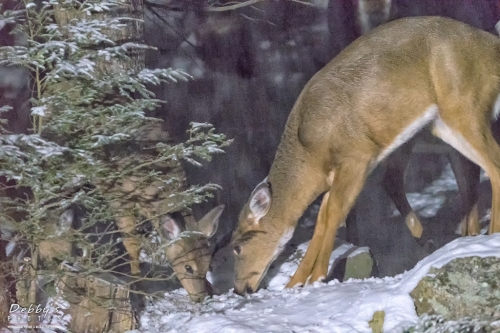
[
  {"xmin": 38, "ymin": 206, "xmax": 118, "ymax": 268},
  {"xmin": 231, "ymin": 178, "xmax": 302, "ymax": 295},
  {"xmin": 159, "ymin": 205, "xmax": 224, "ymax": 302}
]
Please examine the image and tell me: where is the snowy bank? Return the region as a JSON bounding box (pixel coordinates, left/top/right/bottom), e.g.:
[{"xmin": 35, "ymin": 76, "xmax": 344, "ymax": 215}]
[{"xmin": 136, "ymin": 234, "xmax": 500, "ymax": 333}]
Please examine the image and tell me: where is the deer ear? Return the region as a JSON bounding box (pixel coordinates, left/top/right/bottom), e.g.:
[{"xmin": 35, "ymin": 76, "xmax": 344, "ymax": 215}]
[
  {"xmin": 159, "ymin": 214, "xmax": 186, "ymax": 241},
  {"xmin": 56, "ymin": 209, "xmax": 74, "ymax": 236},
  {"xmin": 195, "ymin": 205, "xmax": 224, "ymax": 238},
  {"xmin": 248, "ymin": 180, "xmax": 272, "ymax": 221}
]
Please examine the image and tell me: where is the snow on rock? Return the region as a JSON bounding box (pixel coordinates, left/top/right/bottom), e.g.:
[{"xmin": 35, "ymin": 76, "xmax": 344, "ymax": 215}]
[
  {"xmin": 135, "ymin": 233, "xmax": 500, "ymax": 333},
  {"xmin": 264, "ymin": 241, "xmax": 362, "ymax": 291}
]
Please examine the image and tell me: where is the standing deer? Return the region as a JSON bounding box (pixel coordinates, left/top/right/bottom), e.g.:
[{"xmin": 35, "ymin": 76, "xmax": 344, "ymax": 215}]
[
  {"xmin": 355, "ymin": 0, "xmax": 483, "ymax": 239},
  {"xmin": 9, "ymin": 204, "xmax": 224, "ymax": 303},
  {"xmin": 1, "ymin": 121, "xmax": 224, "ymax": 302},
  {"xmin": 231, "ymin": 16, "xmax": 500, "ymax": 295},
  {"xmin": 100, "ymin": 122, "xmax": 225, "ymax": 302}
]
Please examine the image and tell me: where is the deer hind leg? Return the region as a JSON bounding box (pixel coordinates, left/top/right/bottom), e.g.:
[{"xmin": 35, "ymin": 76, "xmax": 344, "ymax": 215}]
[
  {"xmin": 433, "ymin": 113, "xmax": 500, "ymax": 234},
  {"xmin": 381, "ymin": 138, "xmax": 423, "ymax": 238},
  {"xmin": 286, "ymin": 191, "xmax": 330, "ymax": 288},
  {"xmin": 447, "ymin": 150, "xmax": 481, "ymax": 236},
  {"xmin": 115, "ymin": 215, "xmax": 141, "ymax": 275},
  {"xmin": 309, "ymin": 159, "xmax": 371, "ymax": 283}
]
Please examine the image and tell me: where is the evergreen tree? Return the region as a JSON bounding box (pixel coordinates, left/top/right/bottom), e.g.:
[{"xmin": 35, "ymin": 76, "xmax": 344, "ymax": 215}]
[{"xmin": 0, "ymin": 0, "xmax": 230, "ymax": 316}]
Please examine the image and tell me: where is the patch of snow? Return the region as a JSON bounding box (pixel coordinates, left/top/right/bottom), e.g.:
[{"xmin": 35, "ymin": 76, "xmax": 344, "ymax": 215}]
[
  {"xmin": 393, "ymin": 163, "xmax": 489, "ymax": 218},
  {"xmin": 134, "ymin": 234, "xmax": 500, "ymax": 333}
]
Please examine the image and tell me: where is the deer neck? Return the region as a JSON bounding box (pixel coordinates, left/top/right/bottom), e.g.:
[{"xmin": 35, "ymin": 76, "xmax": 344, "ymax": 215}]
[{"xmin": 265, "ymin": 135, "xmax": 328, "ymax": 230}]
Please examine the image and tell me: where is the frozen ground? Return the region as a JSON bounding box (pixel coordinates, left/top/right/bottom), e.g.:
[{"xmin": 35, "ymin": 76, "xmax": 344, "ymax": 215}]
[
  {"xmin": 132, "ymin": 164, "xmax": 496, "ymax": 333},
  {"xmin": 5, "ymin": 163, "xmax": 498, "ymax": 333},
  {"xmin": 135, "ymin": 234, "xmax": 500, "ymax": 333}
]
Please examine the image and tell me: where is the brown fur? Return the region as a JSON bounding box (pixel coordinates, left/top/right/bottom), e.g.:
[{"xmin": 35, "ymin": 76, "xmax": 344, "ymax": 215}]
[
  {"xmin": 99, "ymin": 122, "xmax": 224, "ymax": 302},
  {"xmin": 232, "ymin": 17, "xmax": 500, "ymax": 295}
]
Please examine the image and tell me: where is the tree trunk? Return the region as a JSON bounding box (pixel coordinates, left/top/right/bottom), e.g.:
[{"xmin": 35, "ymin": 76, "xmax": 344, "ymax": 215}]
[
  {"xmin": 45, "ymin": 1, "xmax": 146, "ymax": 332},
  {"xmin": 0, "ymin": 248, "xmax": 10, "ymax": 329}
]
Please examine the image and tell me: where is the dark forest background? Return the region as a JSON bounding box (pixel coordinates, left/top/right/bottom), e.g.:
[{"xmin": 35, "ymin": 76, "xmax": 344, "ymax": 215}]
[{"xmin": 2, "ymin": 0, "xmax": 500, "ymax": 277}]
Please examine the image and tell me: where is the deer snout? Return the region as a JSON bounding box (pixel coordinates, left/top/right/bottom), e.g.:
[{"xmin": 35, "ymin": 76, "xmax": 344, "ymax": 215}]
[
  {"xmin": 233, "ymin": 282, "xmax": 254, "ymax": 296},
  {"xmin": 234, "ymin": 270, "xmax": 263, "ymax": 296},
  {"xmin": 189, "ymin": 293, "xmax": 206, "ymax": 303},
  {"xmin": 186, "ymin": 278, "xmax": 213, "ymax": 303}
]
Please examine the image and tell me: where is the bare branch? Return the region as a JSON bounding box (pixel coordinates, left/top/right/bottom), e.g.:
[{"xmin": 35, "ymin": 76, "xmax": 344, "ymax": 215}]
[
  {"xmin": 143, "ymin": 0, "xmax": 320, "ymax": 13},
  {"xmin": 207, "ymin": 0, "xmax": 319, "ymax": 12},
  {"xmin": 206, "ymin": 0, "xmax": 264, "ymax": 12},
  {"xmin": 287, "ymin": 0, "xmax": 320, "ymax": 7}
]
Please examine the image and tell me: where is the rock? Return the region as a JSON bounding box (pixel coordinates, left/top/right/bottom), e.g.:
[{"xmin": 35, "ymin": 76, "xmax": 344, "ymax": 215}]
[
  {"xmin": 344, "ymin": 249, "xmax": 375, "ymax": 281},
  {"xmin": 368, "ymin": 310, "xmax": 385, "ymax": 333},
  {"xmin": 326, "ymin": 241, "xmax": 377, "ymax": 283},
  {"xmin": 410, "ymin": 256, "xmax": 500, "ymax": 325},
  {"xmin": 406, "ymin": 314, "xmax": 500, "ymax": 333}
]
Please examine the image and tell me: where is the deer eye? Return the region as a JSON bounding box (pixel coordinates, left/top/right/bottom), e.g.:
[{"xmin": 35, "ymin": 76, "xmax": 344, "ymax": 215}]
[
  {"xmin": 185, "ymin": 265, "xmax": 194, "ymax": 274},
  {"xmin": 233, "ymin": 245, "xmax": 241, "ymax": 255}
]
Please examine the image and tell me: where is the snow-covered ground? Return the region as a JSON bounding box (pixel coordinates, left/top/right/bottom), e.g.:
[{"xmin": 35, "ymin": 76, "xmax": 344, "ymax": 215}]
[
  {"xmin": 129, "ymin": 164, "xmax": 495, "ymax": 333},
  {"xmin": 125, "ymin": 163, "xmax": 497, "ymax": 333},
  {"xmin": 6, "ymin": 163, "xmax": 498, "ymax": 333},
  {"xmin": 135, "ymin": 234, "xmax": 500, "ymax": 333}
]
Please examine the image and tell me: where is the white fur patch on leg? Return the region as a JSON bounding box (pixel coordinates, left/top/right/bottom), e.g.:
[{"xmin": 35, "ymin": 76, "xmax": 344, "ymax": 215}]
[
  {"xmin": 432, "ymin": 117, "xmax": 485, "ymax": 170},
  {"xmin": 377, "ymin": 105, "xmax": 438, "ymax": 163}
]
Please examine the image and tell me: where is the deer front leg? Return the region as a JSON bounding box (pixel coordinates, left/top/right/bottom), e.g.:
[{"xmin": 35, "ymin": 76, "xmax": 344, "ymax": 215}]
[
  {"xmin": 115, "ymin": 216, "xmax": 141, "ymax": 275},
  {"xmin": 310, "ymin": 160, "xmax": 370, "ymax": 283},
  {"xmin": 286, "ymin": 191, "xmax": 330, "ymax": 288}
]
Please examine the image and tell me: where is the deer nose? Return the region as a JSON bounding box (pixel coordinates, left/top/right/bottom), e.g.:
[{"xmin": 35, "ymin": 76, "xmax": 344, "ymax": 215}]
[
  {"xmin": 233, "ymin": 283, "xmax": 253, "ymax": 296},
  {"xmin": 246, "ymin": 285, "xmax": 254, "ymax": 294}
]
